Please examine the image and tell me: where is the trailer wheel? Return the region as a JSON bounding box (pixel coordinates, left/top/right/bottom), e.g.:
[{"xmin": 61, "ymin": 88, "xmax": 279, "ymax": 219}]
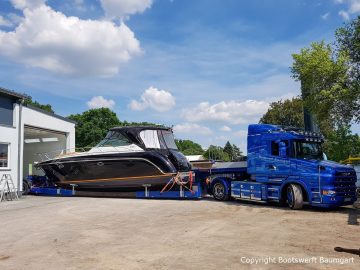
[
  {"xmin": 212, "ymin": 181, "xmax": 230, "ymax": 201},
  {"xmin": 286, "ymin": 184, "xmax": 303, "ymax": 210},
  {"xmin": 22, "ymin": 179, "xmax": 31, "ymax": 195}
]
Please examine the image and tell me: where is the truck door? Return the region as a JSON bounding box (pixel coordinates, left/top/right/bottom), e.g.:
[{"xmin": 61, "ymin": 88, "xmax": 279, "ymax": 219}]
[{"xmin": 266, "ymin": 140, "xmax": 290, "ymax": 180}]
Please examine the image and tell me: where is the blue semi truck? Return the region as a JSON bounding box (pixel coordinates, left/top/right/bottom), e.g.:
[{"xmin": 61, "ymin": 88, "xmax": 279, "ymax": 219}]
[{"xmin": 199, "ymin": 124, "xmax": 358, "ymax": 209}]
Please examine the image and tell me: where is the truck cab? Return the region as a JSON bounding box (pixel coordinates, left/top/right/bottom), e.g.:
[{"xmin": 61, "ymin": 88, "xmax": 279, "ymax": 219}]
[{"xmin": 246, "ymin": 124, "xmax": 357, "ymax": 208}]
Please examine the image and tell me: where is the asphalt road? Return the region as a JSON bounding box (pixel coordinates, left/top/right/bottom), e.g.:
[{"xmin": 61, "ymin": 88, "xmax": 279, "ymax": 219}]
[{"xmin": 0, "ymin": 196, "xmax": 359, "ymax": 270}]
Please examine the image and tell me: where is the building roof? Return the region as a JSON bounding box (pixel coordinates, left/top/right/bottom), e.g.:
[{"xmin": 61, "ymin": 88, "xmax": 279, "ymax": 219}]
[
  {"xmin": 0, "ymin": 86, "xmax": 26, "ymax": 100},
  {"xmin": 0, "ymin": 86, "xmax": 76, "ymax": 125},
  {"xmin": 25, "ymin": 104, "xmax": 77, "ymax": 125}
]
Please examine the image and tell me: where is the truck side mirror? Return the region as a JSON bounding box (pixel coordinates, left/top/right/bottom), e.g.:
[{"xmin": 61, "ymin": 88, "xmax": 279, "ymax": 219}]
[{"xmin": 279, "ymin": 142, "xmax": 287, "ymax": 158}]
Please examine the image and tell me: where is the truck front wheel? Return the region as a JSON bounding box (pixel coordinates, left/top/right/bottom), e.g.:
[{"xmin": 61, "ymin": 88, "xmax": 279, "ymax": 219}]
[
  {"xmin": 212, "ymin": 181, "xmax": 230, "ymax": 201},
  {"xmin": 286, "ymin": 184, "xmax": 303, "ymax": 210}
]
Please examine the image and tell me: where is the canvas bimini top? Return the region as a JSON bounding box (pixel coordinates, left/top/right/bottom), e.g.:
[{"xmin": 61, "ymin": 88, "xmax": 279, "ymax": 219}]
[{"xmin": 97, "ymin": 126, "xmax": 178, "ymax": 150}]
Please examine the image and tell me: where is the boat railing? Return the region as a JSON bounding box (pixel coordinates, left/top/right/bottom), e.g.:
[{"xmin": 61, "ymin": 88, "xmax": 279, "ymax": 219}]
[
  {"xmin": 35, "ymin": 147, "xmax": 90, "ymax": 163},
  {"xmin": 35, "ymin": 145, "xmax": 143, "ymax": 163}
]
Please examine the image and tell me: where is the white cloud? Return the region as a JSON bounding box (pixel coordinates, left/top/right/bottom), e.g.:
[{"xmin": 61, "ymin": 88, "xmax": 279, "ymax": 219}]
[
  {"xmin": 182, "ymin": 100, "xmax": 269, "ymax": 125},
  {"xmin": 129, "ymin": 86, "xmax": 176, "ymax": 112},
  {"xmin": 321, "ymin": 13, "xmax": 330, "ymax": 20},
  {"xmin": 337, "ymin": 0, "xmax": 360, "ymax": 20},
  {"xmin": 0, "ymin": 3, "xmax": 142, "ymax": 77},
  {"xmin": 339, "ymin": 10, "xmax": 350, "ymax": 20},
  {"xmin": 87, "ymin": 96, "xmax": 115, "ymax": 109},
  {"xmin": 173, "ymin": 123, "xmax": 212, "ymax": 135},
  {"xmin": 349, "ymin": 0, "xmax": 360, "ymax": 13},
  {"xmin": 10, "ymin": 0, "xmax": 45, "ymax": 10},
  {"xmin": 0, "ymin": 16, "xmax": 13, "ymax": 27},
  {"xmin": 220, "ymin": 125, "xmax": 232, "ymax": 132},
  {"xmin": 100, "ymin": 0, "xmax": 153, "ymax": 20},
  {"xmin": 233, "ymin": 130, "xmax": 248, "ymax": 138},
  {"xmin": 215, "ymin": 135, "xmax": 228, "ymax": 141}
]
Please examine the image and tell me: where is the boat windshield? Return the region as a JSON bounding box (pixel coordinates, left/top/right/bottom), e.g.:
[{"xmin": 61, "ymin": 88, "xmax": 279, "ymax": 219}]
[
  {"xmin": 293, "ymin": 140, "xmax": 324, "ymax": 160},
  {"xmin": 96, "ymin": 131, "xmax": 133, "ymax": 147},
  {"xmin": 161, "ymin": 130, "xmax": 178, "ymax": 150}
]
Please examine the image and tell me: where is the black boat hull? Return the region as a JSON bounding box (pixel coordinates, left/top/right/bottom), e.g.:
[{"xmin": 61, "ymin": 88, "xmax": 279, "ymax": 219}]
[{"xmin": 38, "ymin": 151, "xmax": 184, "ymax": 191}]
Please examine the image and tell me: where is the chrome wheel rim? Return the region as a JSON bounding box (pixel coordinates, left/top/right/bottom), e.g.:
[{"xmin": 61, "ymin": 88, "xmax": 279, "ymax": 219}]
[{"xmin": 214, "ymin": 183, "xmax": 224, "ymax": 198}]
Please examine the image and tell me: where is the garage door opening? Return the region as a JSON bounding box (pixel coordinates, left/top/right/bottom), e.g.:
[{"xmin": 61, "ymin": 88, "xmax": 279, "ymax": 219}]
[{"xmin": 23, "ymin": 126, "xmax": 67, "ymax": 178}]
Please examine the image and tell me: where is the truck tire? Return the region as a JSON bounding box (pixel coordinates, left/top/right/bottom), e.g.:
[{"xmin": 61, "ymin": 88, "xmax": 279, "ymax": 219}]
[
  {"xmin": 286, "ymin": 184, "xmax": 303, "ymax": 210},
  {"xmin": 212, "ymin": 181, "xmax": 230, "ymax": 201}
]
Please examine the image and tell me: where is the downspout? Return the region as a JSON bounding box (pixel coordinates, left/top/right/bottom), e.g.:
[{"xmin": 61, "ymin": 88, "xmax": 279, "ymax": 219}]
[{"xmin": 17, "ymin": 99, "xmax": 23, "ymax": 196}]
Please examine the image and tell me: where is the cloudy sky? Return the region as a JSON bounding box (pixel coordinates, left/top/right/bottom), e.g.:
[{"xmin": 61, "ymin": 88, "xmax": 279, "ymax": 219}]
[{"xmin": 1, "ymin": 0, "xmax": 359, "ymax": 152}]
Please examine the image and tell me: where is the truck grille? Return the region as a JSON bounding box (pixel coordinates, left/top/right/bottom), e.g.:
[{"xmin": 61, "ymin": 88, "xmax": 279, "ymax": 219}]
[{"xmin": 334, "ymin": 171, "xmax": 357, "ymax": 197}]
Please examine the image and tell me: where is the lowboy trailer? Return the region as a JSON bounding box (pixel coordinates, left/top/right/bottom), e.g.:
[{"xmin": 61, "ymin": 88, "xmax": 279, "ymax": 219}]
[{"xmin": 29, "ymin": 124, "xmax": 358, "ymax": 209}]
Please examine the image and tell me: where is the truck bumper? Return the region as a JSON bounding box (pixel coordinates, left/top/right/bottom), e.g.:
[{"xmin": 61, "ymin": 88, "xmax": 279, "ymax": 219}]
[{"xmin": 311, "ymin": 195, "xmax": 358, "ymax": 208}]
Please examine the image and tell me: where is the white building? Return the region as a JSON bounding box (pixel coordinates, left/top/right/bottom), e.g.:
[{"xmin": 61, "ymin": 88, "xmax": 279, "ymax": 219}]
[{"xmin": 0, "ymin": 87, "xmax": 75, "ymax": 195}]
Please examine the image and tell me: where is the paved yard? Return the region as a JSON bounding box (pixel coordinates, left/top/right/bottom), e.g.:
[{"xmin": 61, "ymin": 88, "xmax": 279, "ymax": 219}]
[{"xmin": 0, "ymin": 196, "xmax": 359, "ymax": 270}]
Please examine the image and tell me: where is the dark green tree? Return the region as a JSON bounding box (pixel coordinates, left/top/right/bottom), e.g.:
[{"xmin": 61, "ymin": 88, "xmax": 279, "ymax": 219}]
[
  {"xmin": 203, "ymin": 145, "xmax": 230, "ymax": 161},
  {"xmin": 291, "ymin": 41, "xmax": 354, "ymax": 133},
  {"xmin": 323, "ymin": 125, "xmax": 360, "ymax": 162},
  {"xmin": 23, "ymin": 95, "xmax": 54, "ymax": 113},
  {"xmin": 232, "ymin": 144, "xmax": 244, "ymax": 161},
  {"xmin": 335, "ymin": 17, "xmax": 360, "ymax": 122},
  {"xmin": 259, "ymin": 97, "xmax": 304, "ymax": 128},
  {"xmin": 223, "ymin": 141, "xmax": 233, "ymax": 160},
  {"xmin": 68, "ymin": 108, "xmax": 121, "ymax": 148},
  {"xmin": 175, "ymin": 139, "xmax": 204, "ymax": 155}
]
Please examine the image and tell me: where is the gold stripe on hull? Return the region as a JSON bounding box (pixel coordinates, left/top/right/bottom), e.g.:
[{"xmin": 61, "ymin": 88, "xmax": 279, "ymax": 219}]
[{"xmin": 64, "ymin": 173, "xmax": 175, "ymax": 184}]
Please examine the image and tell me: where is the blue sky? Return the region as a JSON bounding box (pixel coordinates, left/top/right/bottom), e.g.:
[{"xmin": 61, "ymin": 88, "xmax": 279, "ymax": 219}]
[{"xmin": 0, "ymin": 0, "xmax": 359, "ymax": 152}]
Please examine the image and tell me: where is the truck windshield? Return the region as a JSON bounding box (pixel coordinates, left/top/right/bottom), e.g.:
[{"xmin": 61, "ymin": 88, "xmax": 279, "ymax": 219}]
[
  {"xmin": 293, "ymin": 141, "xmax": 324, "ymax": 160},
  {"xmin": 96, "ymin": 131, "xmax": 132, "ymax": 147}
]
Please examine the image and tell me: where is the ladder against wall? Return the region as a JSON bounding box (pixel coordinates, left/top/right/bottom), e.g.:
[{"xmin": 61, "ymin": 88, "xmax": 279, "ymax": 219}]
[{"xmin": 0, "ymin": 174, "xmax": 19, "ymax": 202}]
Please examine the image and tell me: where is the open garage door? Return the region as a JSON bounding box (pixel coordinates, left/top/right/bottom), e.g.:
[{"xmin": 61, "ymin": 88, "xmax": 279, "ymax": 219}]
[{"xmin": 23, "ymin": 126, "xmax": 67, "ymax": 178}]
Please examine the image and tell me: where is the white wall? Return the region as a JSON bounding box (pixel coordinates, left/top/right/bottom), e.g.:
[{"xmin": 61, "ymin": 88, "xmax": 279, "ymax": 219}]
[{"xmin": 0, "ymin": 103, "xmax": 20, "ymax": 189}]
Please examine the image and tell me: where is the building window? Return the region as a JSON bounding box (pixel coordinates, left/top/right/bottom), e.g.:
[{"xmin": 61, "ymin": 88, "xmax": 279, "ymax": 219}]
[
  {"xmin": 0, "ymin": 96, "xmax": 15, "ymax": 126},
  {"xmin": 0, "ymin": 143, "xmax": 9, "ymax": 169}
]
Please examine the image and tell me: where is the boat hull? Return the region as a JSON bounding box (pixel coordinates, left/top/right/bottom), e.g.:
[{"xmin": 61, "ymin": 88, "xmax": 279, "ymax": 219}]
[{"xmin": 38, "ymin": 152, "xmax": 180, "ymax": 191}]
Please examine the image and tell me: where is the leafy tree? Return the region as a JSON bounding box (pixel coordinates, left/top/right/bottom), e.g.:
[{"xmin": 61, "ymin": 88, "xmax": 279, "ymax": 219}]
[
  {"xmin": 222, "ymin": 141, "xmax": 244, "ymax": 161},
  {"xmin": 323, "ymin": 125, "xmax": 360, "ymax": 162},
  {"xmin": 335, "ymin": 17, "xmax": 360, "ymax": 123},
  {"xmin": 23, "ymin": 95, "xmax": 54, "ymax": 113},
  {"xmin": 203, "ymin": 145, "xmax": 230, "ymax": 161},
  {"xmin": 336, "ymin": 17, "xmax": 360, "ymax": 80},
  {"xmin": 291, "ymin": 41, "xmax": 355, "ymax": 133},
  {"xmin": 231, "ymin": 144, "xmax": 244, "ymax": 161},
  {"xmin": 68, "ymin": 108, "xmax": 121, "ymax": 148},
  {"xmin": 223, "ymin": 141, "xmax": 233, "ymax": 160},
  {"xmin": 260, "ymin": 97, "xmax": 304, "ymax": 128},
  {"xmin": 175, "ymin": 139, "xmax": 204, "ymax": 155}
]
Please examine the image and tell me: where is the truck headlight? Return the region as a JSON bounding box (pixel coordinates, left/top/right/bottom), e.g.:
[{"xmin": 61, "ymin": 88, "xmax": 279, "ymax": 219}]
[{"xmin": 322, "ymin": 190, "xmax": 336, "ymax": 195}]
